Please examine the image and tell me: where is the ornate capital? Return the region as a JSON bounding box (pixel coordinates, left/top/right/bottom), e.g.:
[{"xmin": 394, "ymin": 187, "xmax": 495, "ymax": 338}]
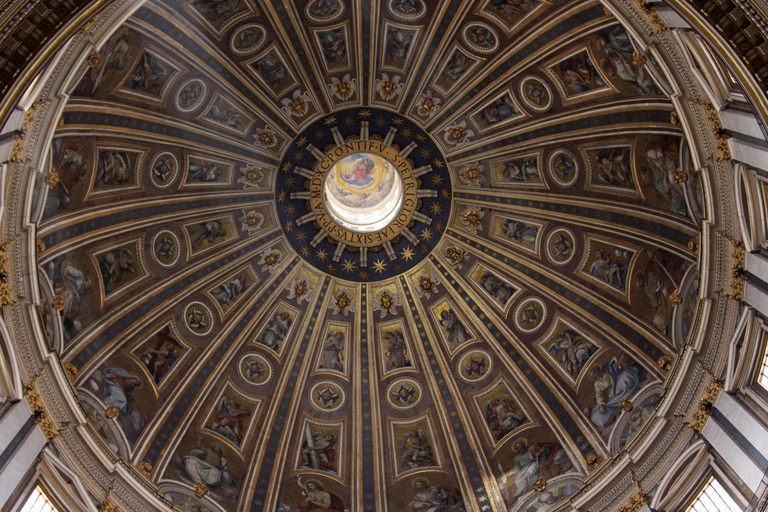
[{"xmin": 619, "ymin": 488, "xmax": 648, "ymax": 512}]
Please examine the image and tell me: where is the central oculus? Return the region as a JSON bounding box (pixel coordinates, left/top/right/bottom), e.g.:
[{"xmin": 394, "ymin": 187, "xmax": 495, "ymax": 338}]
[
  {"xmin": 308, "ymin": 139, "xmax": 417, "ymax": 247},
  {"xmin": 323, "ymin": 152, "xmax": 404, "ymax": 233}
]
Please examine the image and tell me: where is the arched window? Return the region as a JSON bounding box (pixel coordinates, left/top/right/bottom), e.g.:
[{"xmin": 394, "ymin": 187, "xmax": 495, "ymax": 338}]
[
  {"xmin": 19, "ymin": 485, "xmax": 60, "ymax": 512},
  {"xmin": 686, "ymin": 476, "xmax": 743, "ymax": 512}
]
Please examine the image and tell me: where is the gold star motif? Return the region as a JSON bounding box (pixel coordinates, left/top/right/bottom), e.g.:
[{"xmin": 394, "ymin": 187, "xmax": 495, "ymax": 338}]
[
  {"xmin": 401, "ymin": 246, "xmax": 415, "ymax": 261},
  {"xmin": 316, "ymin": 249, "xmax": 328, "ymax": 261},
  {"xmin": 433, "ymin": 158, "xmax": 445, "ymax": 169},
  {"xmin": 420, "ymin": 148, "xmax": 432, "ymax": 159},
  {"xmin": 435, "ymin": 221, "xmax": 444, "ymax": 231},
  {"xmin": 392, "ymin": 117, "xmax": 404, "ymax": 126},
  {"xmin": 296, "ymin": 136, "xmax": 308, "ymax": 147},
  {"xmin": 343, "ymin": 259, "xmax": 357, "ymax": 273},
  {"xmin": 420, "ymin": 245, "xmax": 429, "ymax": 254},
  {"xmin": 324, "ymin": 116, "xmax": 337, "ymax": 126},
  {"xmin": 296, "ymin": 230, "xmax": 308, "ymax": 242},
  {"xmin": 359, "ymin": 110, "xmax": 371, "ymax": 118},
  {"xmin": 284, "ymin": 176, "xmax": 295, "ymax": 187},
  {"xmin": 421, "ymin": 228, "xmax": 433, "ymax": 241},
  {"xmin": 431, "ymin": 174, "xmax": 444, "ymax": 186},
  {"xmin": 285, "ymin": 221, "xmax": 294, "ymax": 232},
  {"xmin": 394, "ymin": 263, "xmax": 403, "ymax": 271},
  {"xmin": 285, "ymin": 204, "xmax": 297, "ymax": 216},
  {"xmin": 441, "ymin": 189, "xmax": 450, "ymax": 199},
  {"xmin": 374, "ymin": 117, "xmax": 386, "ymax": 127},
  {"xmin": 278, "ymin": 190, "xmax": 287, "ymax": 202},
  {"xmin": 401, "ymin": 127, "xmax": 413, "ymax": 139},
  {"xmin": 373, "ymin": 259, "xmax": 387, "ymax": 273},
  {"xmin": 282, "ymin": 162, "xmax": 293, "ymax": 172},
  {"xmin": 343, "ymin": 116, "xmax": 355, "ymax": 127},
  {"xmin": 302, "ymin": 246, "xmax": 311, "ymax": 257},
  {"xmin": 415, "ymin": 133, "xmax": 427, "ymax": 142},
  {"xmin": 430, "ymin": 202, "xmax": 443, "ymax": 215},
  {"xmin": 313, "ymin": 129, "xmax": 325, "ymax": 140},
  {"xmin": 327, "ymin": 264, "xmax": 337, "ymax": 272},
  {"xmin": 359, "ymin": 270, "xmax": 370, "ymax": 280},
  {"xmin": 293, "ymin": 150, "xmax": 304, "ymax": 161}
]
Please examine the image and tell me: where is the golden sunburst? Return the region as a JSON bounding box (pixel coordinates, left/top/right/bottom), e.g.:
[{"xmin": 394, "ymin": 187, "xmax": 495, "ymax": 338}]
[
  {"xmin": 343, "ymin": 259, "xmax": 356, "ymax": 273},
  {"xmin": 324, "ymin": 116, "xmax": 337, "ymax": 126},
  {"xmin": 316, "ymin": 249, "xmax": 328, "ymax": 261},
  {"xmin": 372, "ymin": 259, "xmax": 387, "ymax": 273},
  {"xmin": 430, "ymin": 202, "xmax": 443, "ymax": 215},
  {"xmin": 401, "ymin": 246, "xmax": 415, "ymax": 261}
]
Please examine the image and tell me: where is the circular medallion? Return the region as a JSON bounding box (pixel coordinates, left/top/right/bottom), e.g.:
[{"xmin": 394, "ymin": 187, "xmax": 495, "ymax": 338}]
[
  {"xmin": 149, "ymin": 152, "xmax": 179, "ymax": 189},
  {"xmin": 514, "ymin": 297, "xmax": 547, "ymax": 333},
  {"xmin": 457, "ymin": 350, "xmax": 493, "ymax": 383},
  {"xmin": 183, "ymin": 302, "xmax": 214, "ymax": 336},
  {"xmin": 305, "ymin": 0, "xmax": 346, "ymax": 23},
  {"xmin": 519, "ymin": 76, "xmax": 553, "ymax": 113},
  {"xmin": 462, "ymin": 23, "xmax": 499, "ymax": 55},
  {"xmin": 276, "ymin": 108, "xmax": 452, "ymax": 282},
  {"xmin": 309, "ymin": 381, "xmax": 346, "ymax": 411},
  {"xmin": 175, "ymin": 79, "xmax": 207, "ymax": 113},
  {"xmin": 239, "ymin": 354, "xmax": 272, "ymax": 385},
  {"xmin": 151, "ymin": 230, "xmax": 181, "ymax": 268},
  {"xmin": 387, "ymin": 0, "xmax": 427, "ymax": 21},
  {"xmin": 545, "ymin": 228, "xmax": 576, "ymax": 266},
  {"xmin": 386, "ymin": 378, "xmax": 423, "ymax": 410},
  {"xmin": 547, "ymin": 149, "xmax": 579, "ymax": 188},
  {"xmin": 230, "ymin": 24, "xmax": 266, "ymax": 56}
]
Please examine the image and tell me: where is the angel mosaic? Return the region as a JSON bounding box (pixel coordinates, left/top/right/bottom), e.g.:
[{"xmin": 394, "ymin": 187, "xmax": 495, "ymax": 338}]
[
  {"xmin": 316, "ymin": 27, "xmax": 348, "ymax": 70},
  {"xmin": 545, "ymin": 327, "xmax": 598, "ymax": 381},
  {"xmin": 472, "ymin": 268, "xmax": 518, "ymax": 310},
  {"xmin": 210, "ymin": 272, "xmax": 249, "ymax": 309},
  {"xmin": 207, "ymin": 395, "xmax": 252, "ymax": 445},
  {"xmin": 473, "ymin": 92, "xmax": 523, "ymax": 130},
  {"xmin": 188, "ymin": 219, "xmax": 230, "ymax": 251},
  {"xmin": 97, "ymin": 246, "xmax": 136, "ymax": 295},
  {"xmin": 484, "ymin": 393, "xmax": 527, "ymax": 441},
  {"xmin": 182, "ymin": 444, "xmax": 239, "ymax": 493},
  {"xmin": 587, "ymin": 355, "xmax": 647, "ymax": 435},
  {"xmin": 554, "ymin": 51, "xmax": 606, "ymax": 96},
  {"xmin": 88, "ymin": 364, "xmax": 149, "ymax": 442},
  {"xmin": 399, "ymin": 429, "xmax": 437, "ymax": 471},
  {"xmin": 255, "ymin": 308, "xmax": 294, "ymax": 352},
  {"xmin": 277, "ymin": 478, "xmax": 346, "ymax": 512},
  {"xmin": 595, "ymin": 26, "xmax": 659, "ymax": 96},
  {"xmin": 126, "ymin": 51, "xmax": 167, "ymax": 95},
  {"xmin": 640, "ymin": 136, "xmax": 687, "ymax": 216},
  {"xmin": 384, "ymin": 328, "xmax": 412, "ymax": 371},
  {"xmin": 408, "ymin": 478, "xmax": 466, "ymax": 512},
  {"xmin": 633, "ymin": 249, "xmax": 687, "ymax": 335},
  {"xmin": 496, "ymin": 218, "xmax": 539, "ymax": 251},
  {"xmin": 136, "ymin": 325, "xmax": 185, "ymax": 386},
  {"xmin": 299, "ymin": 423, "xmax": 339, "ymax": 474},
  {"xmin": 493, "ymin": 154, "xmax": 541, "ymax": 185},
  {"xmin": 498, "ymin": 438, "xmax": 573, "ymax": 506},
  {"xmin": 250, "ymin": 48, "xmax": 294, "ymax": 95},
  {"xmin": 318, "ymin": 328, "xmax": 346, "ymax": 373},
  {"xmin": 437, "ymin": 306, "xmax": 470, "ymax": 349},
  {"xmin": 436, "ymin": 48, "xmax": 476, "ymax": 92},
  {"xmin": 483, "ymin": 0, "xmax": 541, "ymax": 24},
  {"xmin": 384, "ymin": 25, "xmax": 416, "ymax": 69},
  {"xmin": 186, "ymin": 157, "xmax": 231, "ymax": 184},
  {"xmin": 48, "ymin": 259, "xmax": 93, "ymax": 341},
  {"xmin": 593, "ymin": 146, "xmax": 635, "ymax": 190},
  {"xmin": 95, "ymin": 150, "xmax": 132, "ymax": 188},
  {"xmin": 585, "ymin": 242, "xmax": 634, "ymax": 294},
  {"xmin": 203, "ymin": 96, "xmax": 248, "ymax": 132}
]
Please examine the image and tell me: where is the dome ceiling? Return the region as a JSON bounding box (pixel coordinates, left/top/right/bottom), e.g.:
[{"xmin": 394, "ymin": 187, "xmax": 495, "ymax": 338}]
[{"xmin": 36, "ymin": 0, "xmax": 704, "ymax": 510}]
